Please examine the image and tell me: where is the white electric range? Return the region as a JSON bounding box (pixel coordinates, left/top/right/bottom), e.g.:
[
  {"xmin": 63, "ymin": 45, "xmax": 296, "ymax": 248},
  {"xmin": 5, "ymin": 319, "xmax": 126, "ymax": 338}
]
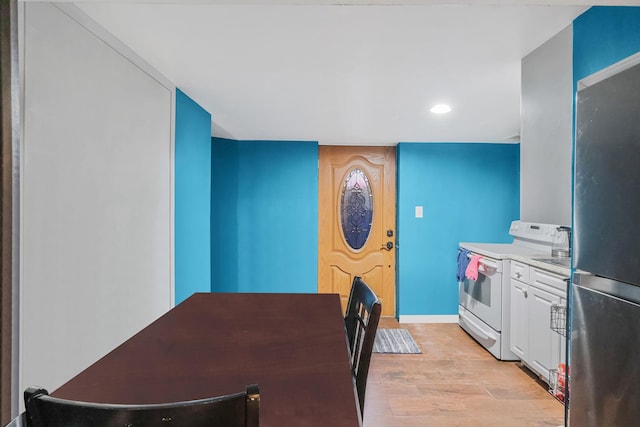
[{"xmin": 458, "ymin": 221, "xmax": 561, "ymax": 360}]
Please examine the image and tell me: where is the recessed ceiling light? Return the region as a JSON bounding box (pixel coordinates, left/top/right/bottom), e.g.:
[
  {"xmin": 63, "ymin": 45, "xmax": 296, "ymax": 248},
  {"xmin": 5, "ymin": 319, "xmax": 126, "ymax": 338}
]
[{"xmin": 430, "ymin": 104, "xmax": 452, "ymax": 114}]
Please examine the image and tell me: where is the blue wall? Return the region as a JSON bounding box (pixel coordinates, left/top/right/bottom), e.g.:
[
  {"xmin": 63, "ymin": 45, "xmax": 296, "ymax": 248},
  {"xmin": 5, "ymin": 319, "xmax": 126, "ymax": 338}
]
[
  {"xmin": 397, "ymin": 143, "xmax": 520, "ymax": 316},
  {"xmin": 175, "ymin": 89, "xmax": 212, "ymax": 304},
  {"xmin": 210, "ymin": 140, "xmax": 517, "ymax": 312},
  {"xmin": 573, "ymin": 7, "xmax": 640, "ymax": 83},
  {"xmin": 210, "ymin": 139, "xmax": 318, "ymax": 293},
  {"xmin": 211, "ymin": 137, "xmax": 239, "ymax": 292}
]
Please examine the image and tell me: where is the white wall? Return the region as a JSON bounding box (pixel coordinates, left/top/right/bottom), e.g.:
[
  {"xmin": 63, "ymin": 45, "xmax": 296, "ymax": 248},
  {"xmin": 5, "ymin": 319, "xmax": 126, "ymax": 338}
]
[
  {"xmin": 520, "ymin": 25, "xmax": 573, "ymax": 226},
  {"xmin": 20, "ymin": 3, "xmax": 174, "ymax": 398}
]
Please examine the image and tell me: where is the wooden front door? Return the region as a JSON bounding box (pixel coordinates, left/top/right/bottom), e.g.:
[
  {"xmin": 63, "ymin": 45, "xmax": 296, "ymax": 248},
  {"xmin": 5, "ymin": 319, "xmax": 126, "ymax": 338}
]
[{"xmin": 318, "ymin": 146, "xmax": 396, "ymax": 316}]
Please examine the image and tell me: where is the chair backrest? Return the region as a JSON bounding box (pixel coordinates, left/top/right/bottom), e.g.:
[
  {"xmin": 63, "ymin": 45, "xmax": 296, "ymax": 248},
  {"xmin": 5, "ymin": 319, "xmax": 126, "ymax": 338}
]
[
  {"xmin": 23, "ymin": 384, "xmax": 260, "ymax": 427},
  {"xmin": 344, "ymin": 276, "xmax": 381, "ymax": 415}
]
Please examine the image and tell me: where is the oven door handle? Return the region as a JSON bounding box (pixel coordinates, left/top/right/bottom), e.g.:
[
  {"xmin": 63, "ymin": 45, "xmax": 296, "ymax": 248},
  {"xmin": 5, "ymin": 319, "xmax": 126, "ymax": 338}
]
[
  {"xmin": 459, "ymin": 310, "xmax": 497, "ymax": 345},
  {"xmin": 460, "ymin": 316, "xmax": 490, "ymax": 341},
  {"xmin": 478, "ymin": 258, "xmax": 498, "ymax": 274}
]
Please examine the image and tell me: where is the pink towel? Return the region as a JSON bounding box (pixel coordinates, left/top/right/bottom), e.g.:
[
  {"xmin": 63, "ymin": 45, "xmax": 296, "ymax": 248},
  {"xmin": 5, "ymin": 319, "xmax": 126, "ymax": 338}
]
[{"xmin": 465, "ymin": 255, "xmax": 483, "ymax": 281}]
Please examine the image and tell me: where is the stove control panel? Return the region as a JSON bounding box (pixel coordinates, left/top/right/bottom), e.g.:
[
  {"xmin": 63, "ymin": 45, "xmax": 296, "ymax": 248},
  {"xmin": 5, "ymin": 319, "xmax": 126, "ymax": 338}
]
[{"xmin": 509, "ymin": 221, "xmax": 565, "ymax": 244}]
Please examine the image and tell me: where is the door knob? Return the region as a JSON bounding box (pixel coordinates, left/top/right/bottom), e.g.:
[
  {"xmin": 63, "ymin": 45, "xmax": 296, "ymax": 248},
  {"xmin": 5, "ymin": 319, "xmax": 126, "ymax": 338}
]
[{"xmin": 381, "ymin": 241, "xmax": 394, "ymax": 251}]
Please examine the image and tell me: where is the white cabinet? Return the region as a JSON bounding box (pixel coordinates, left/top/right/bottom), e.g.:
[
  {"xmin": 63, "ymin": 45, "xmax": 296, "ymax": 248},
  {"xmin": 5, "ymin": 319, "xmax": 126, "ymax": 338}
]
[
  {"xmin": 509, "ymin": 261, "xmax": 568, "ymax": 383},
  {"xmin": 510, "ymin": 277, "xmax": 528, "ymax": 360},
  {"xmin": 528, "ymin": 284, "xmax": 564, "ymax": 381}
]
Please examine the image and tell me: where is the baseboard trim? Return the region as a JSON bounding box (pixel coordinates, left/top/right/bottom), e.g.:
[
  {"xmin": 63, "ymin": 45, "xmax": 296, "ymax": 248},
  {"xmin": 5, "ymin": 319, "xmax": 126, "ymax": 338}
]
[{"xmin": 398, "ymin": 315, "xmax": 458, "ymax": 324}]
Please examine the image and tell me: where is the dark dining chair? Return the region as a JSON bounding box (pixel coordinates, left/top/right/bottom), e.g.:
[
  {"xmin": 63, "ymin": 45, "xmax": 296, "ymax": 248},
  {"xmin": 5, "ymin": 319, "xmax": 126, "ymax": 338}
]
[
  {"xmin": 23, "ymin": 384, "xmax": 260, "ymax": 427},
  {"xmin": 344, "ymin": 276, "xmax": 381, "ymax": 415}
]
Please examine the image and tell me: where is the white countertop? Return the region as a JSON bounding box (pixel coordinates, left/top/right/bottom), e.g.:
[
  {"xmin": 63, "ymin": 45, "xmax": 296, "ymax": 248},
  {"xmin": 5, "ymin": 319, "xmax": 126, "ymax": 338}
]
[
  {"xmin": 510, "ymin": 254, "xmax": 571, "ymax": 277},
  {"xmin": 459, "ymin": 241, "xmax": 572, "ymax": 277},
  {"xmin": 459, "ymin": 242, "xmax": 548, "ymax": 260}
]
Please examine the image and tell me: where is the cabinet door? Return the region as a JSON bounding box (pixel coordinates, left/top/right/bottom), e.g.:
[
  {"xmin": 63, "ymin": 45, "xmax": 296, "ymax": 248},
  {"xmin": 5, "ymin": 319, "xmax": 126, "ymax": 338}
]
[
  {"xmin": 509, "ymin": 279, "xmax": 528, "ymax": 360},
  {"xmin": 528, "ymin": 285, "xmax": 563, "ymax": 380}
]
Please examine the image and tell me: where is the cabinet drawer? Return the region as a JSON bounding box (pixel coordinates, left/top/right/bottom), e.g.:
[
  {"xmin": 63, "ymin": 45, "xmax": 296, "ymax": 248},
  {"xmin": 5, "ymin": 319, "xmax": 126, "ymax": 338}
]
[
  {"xmin": 511, "ymin": 261, "xmax": 529, "ymax": 282},
  {"xmin": 531, "ymin": 268, "xmax": 569, "ymax": 293}
]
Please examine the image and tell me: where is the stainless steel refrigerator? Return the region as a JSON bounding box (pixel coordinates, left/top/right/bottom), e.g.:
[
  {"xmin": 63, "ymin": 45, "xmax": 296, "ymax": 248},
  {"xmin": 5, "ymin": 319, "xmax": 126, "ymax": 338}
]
[{"xmin": 571, "ymin": 57, "xmax": 640, "ymax": 426}]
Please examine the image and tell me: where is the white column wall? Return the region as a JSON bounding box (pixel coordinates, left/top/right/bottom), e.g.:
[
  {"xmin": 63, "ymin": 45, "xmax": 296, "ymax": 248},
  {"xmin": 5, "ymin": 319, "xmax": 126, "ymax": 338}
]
[
  {"xmin": 520, "ymin": 25, "xmax": 573, "ymax": 226},
  {"xmin": 20, "ymin": 3, "xmax": 173, "ymax": 398}
]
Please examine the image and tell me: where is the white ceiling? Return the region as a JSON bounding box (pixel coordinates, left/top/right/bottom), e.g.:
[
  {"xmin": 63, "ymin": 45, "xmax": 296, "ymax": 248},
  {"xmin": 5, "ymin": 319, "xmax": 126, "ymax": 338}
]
[{"xmin": 67, "ymin": 1, "xmax": 607, "ymax": 145}]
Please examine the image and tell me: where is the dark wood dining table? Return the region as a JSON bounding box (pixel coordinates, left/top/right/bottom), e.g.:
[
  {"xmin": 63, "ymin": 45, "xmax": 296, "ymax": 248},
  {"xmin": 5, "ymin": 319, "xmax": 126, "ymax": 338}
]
[{"xmin": 40, "ymin": 292, "xmax": 361, "ymax": 426}]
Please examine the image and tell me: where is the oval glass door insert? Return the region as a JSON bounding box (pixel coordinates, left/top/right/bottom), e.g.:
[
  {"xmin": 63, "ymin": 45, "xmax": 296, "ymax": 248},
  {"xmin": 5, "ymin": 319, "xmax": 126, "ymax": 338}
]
[{"xmin": 340, "ymin": 168, "xmax": 373, "ymax": 250}]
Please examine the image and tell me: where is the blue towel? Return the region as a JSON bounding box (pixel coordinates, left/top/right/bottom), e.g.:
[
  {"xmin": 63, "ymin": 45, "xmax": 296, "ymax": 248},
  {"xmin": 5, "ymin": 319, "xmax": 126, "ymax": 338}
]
[{"xmin": 457, "ymin": 248, "xmax": 471, "ymax": 282}]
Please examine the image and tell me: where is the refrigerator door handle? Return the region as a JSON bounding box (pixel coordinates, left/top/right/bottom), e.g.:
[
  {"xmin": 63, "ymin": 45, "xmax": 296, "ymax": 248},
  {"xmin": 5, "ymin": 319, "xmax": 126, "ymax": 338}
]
[{"xmin": 574, "ymin": 272, "xmax": 640, "ymax": 305}]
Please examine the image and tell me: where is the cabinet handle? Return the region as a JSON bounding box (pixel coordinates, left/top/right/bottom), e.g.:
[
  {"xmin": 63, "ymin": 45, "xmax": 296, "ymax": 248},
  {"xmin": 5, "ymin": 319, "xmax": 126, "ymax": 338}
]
[
  {"xmin": 516, "ymin": 272, "xmax": 522, "ymax": 279},
  {"xmin": 524, "ymin": 290, "xmax": 528, "ymax": 298}
]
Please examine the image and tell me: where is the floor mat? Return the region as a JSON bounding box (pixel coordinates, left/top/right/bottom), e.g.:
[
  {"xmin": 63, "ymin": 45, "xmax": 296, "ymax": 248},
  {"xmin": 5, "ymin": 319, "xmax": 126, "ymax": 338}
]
[{"xmin": 373, "ymin": 328, "xmax": 422, "ymax": 354}]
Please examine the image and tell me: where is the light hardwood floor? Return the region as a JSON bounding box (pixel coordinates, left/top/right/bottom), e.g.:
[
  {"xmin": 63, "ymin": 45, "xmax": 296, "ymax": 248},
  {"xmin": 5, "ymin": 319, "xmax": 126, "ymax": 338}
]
[{"xmin": 363, "ymin": 318, "xmax": 565, "ymax": 427}]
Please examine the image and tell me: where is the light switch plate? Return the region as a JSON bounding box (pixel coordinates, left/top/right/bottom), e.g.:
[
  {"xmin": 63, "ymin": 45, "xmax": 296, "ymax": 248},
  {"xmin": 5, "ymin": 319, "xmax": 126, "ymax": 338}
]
[{"xmin": 415, "ymin": 206, "xmax": 423, "ymax": 218}]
